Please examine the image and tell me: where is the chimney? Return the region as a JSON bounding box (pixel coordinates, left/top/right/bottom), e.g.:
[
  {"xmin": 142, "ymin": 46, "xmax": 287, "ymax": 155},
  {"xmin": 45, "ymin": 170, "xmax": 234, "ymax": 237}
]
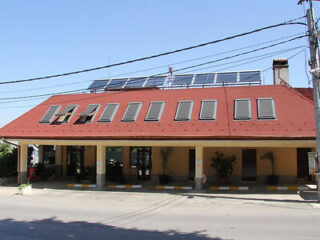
[{"xmin": 273, "ymin": 59, "xmax": 289, "ymax": 85}]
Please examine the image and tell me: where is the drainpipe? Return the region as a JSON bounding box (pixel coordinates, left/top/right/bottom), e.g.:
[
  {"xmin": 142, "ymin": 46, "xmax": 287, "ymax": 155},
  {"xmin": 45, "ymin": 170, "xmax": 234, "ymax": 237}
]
[{"xmin": 2, "ymin": 138, "xmax": 20, "ymax": 184}]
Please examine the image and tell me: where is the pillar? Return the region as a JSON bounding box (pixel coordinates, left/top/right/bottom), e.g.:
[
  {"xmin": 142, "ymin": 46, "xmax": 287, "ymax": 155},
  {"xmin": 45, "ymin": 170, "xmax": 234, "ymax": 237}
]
[
  {"xmin": 55, "ymin": 145, "xmax": 62, "ymax": 177},
  {"xmin": 62, "ymin": 146, "xmax": 67, "ymax": 177},
  {"xmin": 195, "ymin": 146, "xmax": 204, "ymax": 191},
  {"xmin": 96, "ymin": 145, "xmax": 106, "ymax": 189},
  {"xmin": 19, "ymin": 144, "xmax": 28, "ymax": 184},
  {"xmin": 38, "ymin": 145, "xmax": 43, "ymax": 163}
]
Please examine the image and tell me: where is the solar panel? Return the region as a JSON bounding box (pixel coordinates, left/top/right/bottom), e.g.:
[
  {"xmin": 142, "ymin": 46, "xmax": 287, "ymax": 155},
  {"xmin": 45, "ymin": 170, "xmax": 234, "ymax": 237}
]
[
  {"xmin": 88, "ymin": 80, "xmax": 109, "ymax": 89},
  {"xmin": 40, "ymin": 105, "xmax": 60, "ymax": 123},
  {"xmin": 257, "ymin": 98, "xmax": 276, "ymax": 119},
  {"xmin": 79, "ymin": 104, "xmax": 99, "ymax": 117},
  {"xmin": 239, "ymin": 71, "xmax": 261, "ymax": 82},
  {"xmin": 199, "ymin": 100, "xmax": 217, "ymax": 120},
  {"xmin": 172, "ymin": 75, "xmax": 193, "ymax": 86},
  {"xmin": 234, "ymin": 99, "xmax": 251, "ymax": 120},
  {"xmin": 99, "ymin": 103, "xmax": 119, "ymax": 122},
  {"xmin": 144, "ymin": 76, "xmax": 166, "ymax": 87},
  {"xmin": 122, "ymin": 102, "xmax": 142, "ymax": 122},
  {"xmin": 145, "ymin": 102, "xmax": 165, "ymax": 121},
  {"xmin": 106, "ymin": 78, "xmax": 128, "ymax": 89},
  {"xmin": 56, "ymin": 105, "xmax": 76, "ymax": 116},
  {"xmin": 216, "ymin": 72, "xmax": 238, "ymax": 83},
  {"xmin": 124, "ymin": 77, "xmax": 147, "ymax": 88},
  {"xmin": 175, "ymin": 100, "xmax": 193, "ymax": 121},
  {"xmin": 193, "ymin": 73, "xmax": 215, "ymax": 85}
]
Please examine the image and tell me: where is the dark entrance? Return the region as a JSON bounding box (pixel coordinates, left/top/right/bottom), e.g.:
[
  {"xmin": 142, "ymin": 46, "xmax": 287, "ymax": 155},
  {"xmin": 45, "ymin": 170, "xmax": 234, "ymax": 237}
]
[
  {"xmin": 189, "ymin": 149, "xmax": 195, "ymax": 180},
  {"xmin": 130, "ymin": 147, "xmax": 152, "ymax": 180},
  {"xmin": 242, "ymin": 149, "xmax": 257, "ymax": 181},
  {"xmin": 106, "ymin": 147, "xmax": 123, "ymax": 182},
  {"xmin": 67, "ymin": 146, "xmax": 84, "ymax": 177},
  {"xmin": 297, "ymin": 148, "xmax": 311, "ymax": 180}
]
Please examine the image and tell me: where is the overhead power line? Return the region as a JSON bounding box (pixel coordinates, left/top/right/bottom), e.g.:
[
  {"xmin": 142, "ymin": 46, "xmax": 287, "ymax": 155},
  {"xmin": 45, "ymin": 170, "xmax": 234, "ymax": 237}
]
[{"xmin": 0, "ymin": 16, "xmax": 306, "ymax": 86}]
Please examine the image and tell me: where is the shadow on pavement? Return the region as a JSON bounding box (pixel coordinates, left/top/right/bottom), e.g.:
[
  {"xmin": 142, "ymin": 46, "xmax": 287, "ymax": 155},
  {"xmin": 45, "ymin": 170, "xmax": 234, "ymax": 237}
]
[
  {"xmin": 174, "ymin": 193, "xmax": 319, "ymax": 204},
  {"xmin": 0, "ymin": 218, "xmax": 228, "ymax": 240},
  {"xmin": 299, "ymin": 191, "xmax": 320, "ymax": 202}
]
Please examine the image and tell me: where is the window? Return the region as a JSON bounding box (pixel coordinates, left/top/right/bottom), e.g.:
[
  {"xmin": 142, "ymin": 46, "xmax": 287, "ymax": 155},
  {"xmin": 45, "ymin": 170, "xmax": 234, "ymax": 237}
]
[
  {"xmin": 145, "ymin": 101, "xmax": 165, "ymax": 121},
  {"xmin": 40, "ymin": 105, "xmax": 60, "ymax": 123},
  {"xmin": 122, "ymin": 102, "xmax": 142, "ymax": 122},
  {"xmin": 257, "ymin": 98, "xmax": 276, "ymax": 119},
  {"xmin": 43, "ymin": 145, "xmax": 56, "ymax": 165},
  {"xmin": 55, "ymin": 105, "xmax": 77, "ymax": 123},
  {"xmin": 106, "ymin": 147, "xmax": 123, "ymax": 164},
  {"xmin": 199, "ymin": 100, "xmax": 217, "ymax": 120},
  {"xmin": 98, "ymin": 103, "xmax": 119, "ymax": 122},
  {"xmin": 234, "ymin": 99, "xmax": 251, "ymax": 120},
  {"xmin": 175, "ymin": 100, "xmax": 193, "ymax": 121},
  {"xmin": 77, "ymin": 104, "xmax": 99, "ymax": 123}
]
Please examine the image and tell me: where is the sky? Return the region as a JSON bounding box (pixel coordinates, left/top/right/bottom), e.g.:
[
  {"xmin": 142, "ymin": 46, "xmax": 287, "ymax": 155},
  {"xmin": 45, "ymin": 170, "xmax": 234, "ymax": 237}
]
[{"xmin": 0, "ymin": 0, "xmax": 319, "ymax": 128}]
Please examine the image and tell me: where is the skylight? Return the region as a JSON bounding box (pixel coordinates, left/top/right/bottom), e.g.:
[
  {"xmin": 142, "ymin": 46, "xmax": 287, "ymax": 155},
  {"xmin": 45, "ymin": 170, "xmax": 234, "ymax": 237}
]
[
  {"xmin": 55, "ymin": 105, "xmax": 77, "ymax": 123},
  {"xmin": 257, "ymin": 98, "xmax": 276, "ymax": 119},
  {"xmin": 234, "ymin": 99, "xmax": 251, "ymax": 120},
  {"xmin": 98, "ymin": 103, "xmax": 119, "ymax": 122},
  {"xmin": 77, "ymin": 104, "xmax": 99, "ymax": 123},
  {"xmin": 122, "ymin": 102, "xmax": 142, "ymax": 122},
  {"xmin": 199, "ymin": 100, "xmax": 217, "ymax": 120},
  {"xmin": 40, "ymin": 105, "xmax": 61, "ymax": 124},
  {"xmin": 175, "ymin": 100, "xmax": 193, "ymax": 121},
  {"xmin": 145, "ymin": 101, "xmax": 165, "ymax": 121}
]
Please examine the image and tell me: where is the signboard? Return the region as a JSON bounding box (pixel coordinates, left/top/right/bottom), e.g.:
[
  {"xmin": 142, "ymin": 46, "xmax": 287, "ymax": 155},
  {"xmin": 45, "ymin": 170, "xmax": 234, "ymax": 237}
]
[{"xmin": 308, "ymin": 152, "xmax": 318, "ymax": 175}]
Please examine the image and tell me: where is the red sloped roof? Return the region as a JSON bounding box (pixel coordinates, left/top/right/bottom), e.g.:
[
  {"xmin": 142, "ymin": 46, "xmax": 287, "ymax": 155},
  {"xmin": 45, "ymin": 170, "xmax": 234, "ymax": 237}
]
[
  {"xmin": 294, "ymin": 88, "xmax": 314, "ymax": 102},
  {"xmin": 0, "ymin": 84, "xmax": 316, "ymax": 140}
]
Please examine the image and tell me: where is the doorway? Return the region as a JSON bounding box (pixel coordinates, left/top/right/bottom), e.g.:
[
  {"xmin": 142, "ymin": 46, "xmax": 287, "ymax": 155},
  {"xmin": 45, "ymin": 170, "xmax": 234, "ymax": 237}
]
[
  {"xmin": 297, "ymin": 148, "xmax": 311, "ymax": 180},
  {"xmin": 67, "ymin": 146, "xmax": 84, "ymax": 176},
  {"xmin": 130, "ymin": 147, "xmax": 152, "ymax": 180},
  {"xmin": 189, "ymin": 149, "xmax": 195, "ymax": 180},
  {"xmin": 242, "ymin": 149, "xmax": 257, "ymax": 181}
]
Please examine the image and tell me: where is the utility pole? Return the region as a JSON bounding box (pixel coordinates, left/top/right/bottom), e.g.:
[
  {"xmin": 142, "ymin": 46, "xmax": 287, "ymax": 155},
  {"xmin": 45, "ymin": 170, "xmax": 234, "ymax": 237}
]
[{"xmin": 303, "ymin": 0, "xmax": 320, "ymax": 197}]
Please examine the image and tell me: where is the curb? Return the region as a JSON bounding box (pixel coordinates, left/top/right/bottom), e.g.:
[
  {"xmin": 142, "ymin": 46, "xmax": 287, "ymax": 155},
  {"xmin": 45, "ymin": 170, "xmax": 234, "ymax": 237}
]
[
  {"xmin": 107, "ymin": 185, "xmax": 142, "ymax": 189},
  {"xmin": 209, "ymin": 186, "xmax": 249, "ymax": 191},
  {"xmin": 156, "ymin": 186, "xmax": 192, "ymax": 190},
  {"xmin": 267, "ymin": 186, "xmax": 309, "ymax": 191},
  {"xmin": 67, "ymin": 184, "xmax": 96, "ymax": 188}
]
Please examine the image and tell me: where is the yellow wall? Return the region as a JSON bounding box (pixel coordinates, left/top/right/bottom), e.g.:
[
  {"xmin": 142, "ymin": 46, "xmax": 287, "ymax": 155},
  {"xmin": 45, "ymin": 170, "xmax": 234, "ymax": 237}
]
[{"xmin": 84, "ymin": 146, "xmax": 96, "ymax": 167}]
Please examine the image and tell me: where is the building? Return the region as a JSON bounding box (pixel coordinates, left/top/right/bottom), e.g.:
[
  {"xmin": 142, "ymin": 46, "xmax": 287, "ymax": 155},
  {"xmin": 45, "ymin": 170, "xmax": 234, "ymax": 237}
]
[{"xmin": 0, "ymin": 60, "xmax": 316, "ymax": 190}]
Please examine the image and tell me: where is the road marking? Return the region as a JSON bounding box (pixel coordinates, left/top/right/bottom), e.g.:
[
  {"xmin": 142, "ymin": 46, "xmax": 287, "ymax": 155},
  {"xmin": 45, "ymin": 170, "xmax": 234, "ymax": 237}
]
[
  {"xmin": 107, "ymin": 185, "xmax": 142, "ymax": 189},
  {"xmin": 67, "ymin": 184, "xmax": 96, "ymax": 188},
  {"xmin": 209, "ymin": 186, "xmax": 249, "ymax": 191},
  {"xmin": 267, "ymin": 186, "xmax": 309, "ymax": 191},
  {"xmin": 156, "ymin": 186, "xmax": 192, "ymax": 190}
]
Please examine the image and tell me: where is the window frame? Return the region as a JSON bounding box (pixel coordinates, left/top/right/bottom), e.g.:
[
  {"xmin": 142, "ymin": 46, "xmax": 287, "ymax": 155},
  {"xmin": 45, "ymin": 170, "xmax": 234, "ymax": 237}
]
[
  {"xmin": 77, "ymin": 104, "xmax": 100, "ymax": 124},
  {"xmin": 39, "ymin": 105, "xmax": 61, "ymax": 124},
  {"xmin": 145, "ymin": 101, "xmax": 165, "ymax": 122},
  {"xmin": 121, "ymin": 102, "xmax": 142, "ymax": 122},
  {"xmin": 234, "ymin": 98, "xmax": 252, "ymax": 120},
  {"xmin": 199, "ymin": 99, "xmax": 217, "ymax": 121},
  {"xmin": 55, "ymin": 104, "xmax": 78, "ymax": 123},
  {"xmin": 174, "ymin": 100, "xmax": 193, "ymax": 121},
  {"xmin": 257, "ymin": 98, "xmax": 276, "ymax": 120},
  {"xmin": 98, "ymin": 103, "xmax": 120, "ymax": 123}
]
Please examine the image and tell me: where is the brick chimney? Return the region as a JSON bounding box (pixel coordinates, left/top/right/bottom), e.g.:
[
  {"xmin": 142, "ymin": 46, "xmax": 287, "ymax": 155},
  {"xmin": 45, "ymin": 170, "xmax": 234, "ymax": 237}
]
[{"xmin": 273, "ymin": 59, "xmax": 289, "ymax": 85}]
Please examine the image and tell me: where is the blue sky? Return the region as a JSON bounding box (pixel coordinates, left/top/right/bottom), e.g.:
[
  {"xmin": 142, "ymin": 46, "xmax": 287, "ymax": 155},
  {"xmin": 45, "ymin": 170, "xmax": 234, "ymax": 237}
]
[{"xmin": 0, "ymin": 0, "xmax": 318, "ymax": 128}]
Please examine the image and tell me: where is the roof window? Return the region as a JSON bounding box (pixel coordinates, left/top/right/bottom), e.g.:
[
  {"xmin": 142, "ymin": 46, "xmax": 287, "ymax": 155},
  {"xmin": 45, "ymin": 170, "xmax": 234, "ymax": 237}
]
[
  {"xmin": 55, "ymin": 105, "xmax": 77, "ymax": 123},
  {"xmin": 234, "ymin": 99, "xmax": 251, "ymax": 120},
  {"xmin": 40, "ymin": 105, "xmax": 61, "ymax": 124},
  {"xmin": 199, "ymin": 100, "xmax": 217, "ymax": 120},
  {"xmin": 257, "ymin": 98, "xmax": 276, "ymax": 119},
  {"xmin": 76, "ymin": 104, "xmax": 99, "ymax": 123},
  {"xmin": 98, "ymin": 103, "xmax": 119, "ymax": 122},
  {"xmin": 122, "ymin": 102, "xmax": 142, "ymax": 122},
  {"xmin": 145, "ymin": 101, "xmax": 165, "ymax": 121},
  {"xmin": 175, "ymin": 100, "xmax": 193, "ymax": 121}
]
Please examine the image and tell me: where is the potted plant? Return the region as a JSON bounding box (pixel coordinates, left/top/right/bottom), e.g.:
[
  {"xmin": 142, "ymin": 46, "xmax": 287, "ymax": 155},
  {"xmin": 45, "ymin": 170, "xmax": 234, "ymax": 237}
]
[
  {"xmin": 211, "ymin": 151, "xmax": 236, "ymax": 185},
  {"xmin": 159, "ymin": 147, "xmax": 172, "ymax": 184},
  {"xmin": 261, "ymin": 151, "xmax": 278, "ymax": 185}
]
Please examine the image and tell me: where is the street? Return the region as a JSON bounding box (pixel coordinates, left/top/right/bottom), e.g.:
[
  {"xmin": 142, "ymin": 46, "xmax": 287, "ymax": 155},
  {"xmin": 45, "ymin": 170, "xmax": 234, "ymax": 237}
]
[{"xmin": 0, "ymin": 189, "xmax": 319, "ymax": 240}]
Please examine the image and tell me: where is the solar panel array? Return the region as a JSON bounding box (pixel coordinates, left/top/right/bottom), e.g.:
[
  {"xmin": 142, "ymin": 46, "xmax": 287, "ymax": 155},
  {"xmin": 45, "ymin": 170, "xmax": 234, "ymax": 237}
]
[{"xmin": 88, "ymin": 71, "xmax": 261, "ymax": 91}]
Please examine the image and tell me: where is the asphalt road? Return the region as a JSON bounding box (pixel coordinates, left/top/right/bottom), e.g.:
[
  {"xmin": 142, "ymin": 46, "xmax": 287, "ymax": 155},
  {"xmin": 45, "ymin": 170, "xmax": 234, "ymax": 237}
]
[{"xmin": 0, "ymin": 188, "xmax": 319, "ymax": 240}]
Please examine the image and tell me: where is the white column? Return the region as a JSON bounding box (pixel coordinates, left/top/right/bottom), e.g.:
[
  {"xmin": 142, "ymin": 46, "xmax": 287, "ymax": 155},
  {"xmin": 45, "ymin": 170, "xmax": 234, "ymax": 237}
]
[
  {"xmin": 96, "ymin": 145, "xmax": 106, "ymax": 189},
  {"xmin": 55, "ymin": 146, "xmax": 62, "ymax": 177},
  {"xmin": 195, "ymin": 146, "xmax": 204, "ymax": 191},
  {"xmin": 19, "ymin": 144, "xmax": 28, "ymax": 184}
]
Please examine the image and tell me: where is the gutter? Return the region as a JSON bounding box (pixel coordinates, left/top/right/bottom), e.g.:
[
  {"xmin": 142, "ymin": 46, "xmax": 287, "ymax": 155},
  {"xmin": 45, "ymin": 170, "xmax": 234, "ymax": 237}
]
[{"xmin": 2, "ymin": 138, "xmax": 20, "ymax": 184}]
